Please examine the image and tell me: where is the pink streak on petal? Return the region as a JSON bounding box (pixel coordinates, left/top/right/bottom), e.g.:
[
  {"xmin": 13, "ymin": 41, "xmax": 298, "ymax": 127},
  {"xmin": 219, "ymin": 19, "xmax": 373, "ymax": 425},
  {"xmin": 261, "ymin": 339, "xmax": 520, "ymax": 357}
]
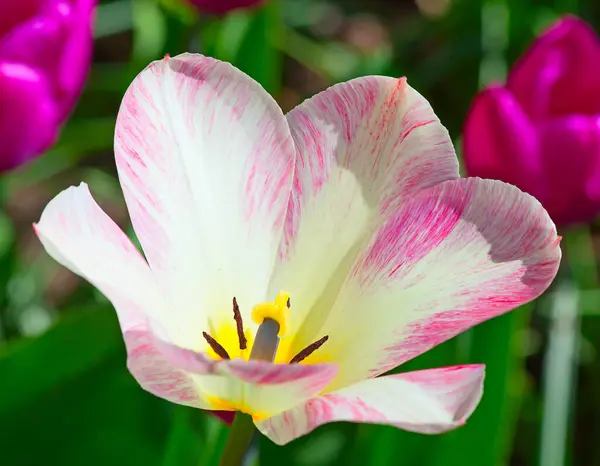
[
  {"xmin": 257, "ymin": 365, "xmax": 485, "ymax": 445},
  {"xmin": 354, "ymin": 182, "xmax": 470, "ymax": 285},
  {"xmin": 312, "ymin": 178, "xmax": 559, "ymax": 390},
  {"xmin": 33, "ymin": 183, "xmax": 206, "ymax": 408},
  {"xmin": 280, "ymin": 76, "xmax": 459, "ymax": 258},
  {"xmin": 115, "ymin": 54, "xmax": 295, "ymax": 332},
  {"xmin": 362, "ymin": 178, "xmax": 560, "ymax": 375},
  {"xmin": 125, "ymin": 327, "xmax": 206, "ymax": 407},
  {"xmin": 221, "ymin": 359, "xmax": 337, "ymax": 387}
]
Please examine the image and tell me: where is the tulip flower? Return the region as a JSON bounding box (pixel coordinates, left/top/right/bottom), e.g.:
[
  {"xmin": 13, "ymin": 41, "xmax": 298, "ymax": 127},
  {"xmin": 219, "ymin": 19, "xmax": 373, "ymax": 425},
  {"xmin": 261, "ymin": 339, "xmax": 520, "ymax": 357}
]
[
  {"xmin": 0, "ymin": 0, "xmax": 95, "ymax": 171},
  {"xmin": 186, "ymin": 0, "xmax": 264, "ymax": 16},
  {"xmin": 35, "ymin": 53, "xmax": 560, "ymax": 448},
  {"xmin": 463, "ymin": 16, "xmax": 600, "ymax": 227}
]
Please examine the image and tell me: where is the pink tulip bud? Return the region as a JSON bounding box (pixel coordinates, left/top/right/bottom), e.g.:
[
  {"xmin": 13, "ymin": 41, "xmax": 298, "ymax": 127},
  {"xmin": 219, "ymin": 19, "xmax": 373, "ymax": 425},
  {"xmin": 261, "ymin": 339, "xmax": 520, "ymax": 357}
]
[
  {"xmin": 0, "ymin": 0, "xmax": 96, "ymax": 171},
  {"xmin": 186, "ymin": 0, "xmax": 264, "ymax": 16},
  {"xmin": 463, "ymin": 16, "xmax": 600, "ymax": 227}
]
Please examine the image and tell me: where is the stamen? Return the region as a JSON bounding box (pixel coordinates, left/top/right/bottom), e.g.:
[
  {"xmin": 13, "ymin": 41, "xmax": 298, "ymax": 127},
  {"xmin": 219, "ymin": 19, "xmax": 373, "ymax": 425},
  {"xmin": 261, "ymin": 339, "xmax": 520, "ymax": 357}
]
[
  {"xmin": 202, "ymin": 331, "xmax": 231, "ymax": 360},
  {"xmin": 289, "ymin": 335, "xmax": 329, "ymax": 364},
  {"xmin": 232, "ymin": 297, "xmax": 247, "ymax": 350}
]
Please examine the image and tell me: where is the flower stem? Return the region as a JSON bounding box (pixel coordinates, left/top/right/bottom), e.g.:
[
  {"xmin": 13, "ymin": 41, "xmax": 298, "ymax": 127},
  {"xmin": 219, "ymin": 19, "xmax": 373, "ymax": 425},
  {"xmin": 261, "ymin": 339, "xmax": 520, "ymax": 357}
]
[{"xmin": 218, "ymin": 412, "xmax": 256, "ymax": 466}]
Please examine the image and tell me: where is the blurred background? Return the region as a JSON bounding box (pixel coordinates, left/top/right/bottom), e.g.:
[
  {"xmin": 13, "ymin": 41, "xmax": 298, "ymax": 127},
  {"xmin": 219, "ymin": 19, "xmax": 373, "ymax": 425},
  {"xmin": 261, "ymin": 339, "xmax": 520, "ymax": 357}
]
[{"xmin": 1, "ymin": 0, "xmax": 599, "ymax": 465}]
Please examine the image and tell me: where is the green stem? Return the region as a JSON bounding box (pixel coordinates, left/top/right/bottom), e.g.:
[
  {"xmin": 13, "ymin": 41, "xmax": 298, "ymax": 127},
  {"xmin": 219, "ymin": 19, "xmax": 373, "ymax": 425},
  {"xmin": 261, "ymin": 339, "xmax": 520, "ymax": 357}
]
[{"xmin": 218, "ymin": 412, "xmax": 256, "ymax": 466}]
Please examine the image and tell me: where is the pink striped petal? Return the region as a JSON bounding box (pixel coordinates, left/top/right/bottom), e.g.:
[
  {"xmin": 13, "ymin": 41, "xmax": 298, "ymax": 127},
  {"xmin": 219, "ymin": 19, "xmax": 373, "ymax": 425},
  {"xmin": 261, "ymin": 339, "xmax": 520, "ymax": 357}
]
[
  {"xmin": 257, "ymin": 365, "xmax": 485, "ymax": 445},
  {"xmin": 125, "ymin": 327, "xmax": 210, "ymax": 408},
  {"xmin": 300, "ymin": 178, "xmax": 560, "ymax": 390},
  {"xmin": 115, "ymin": 53, "xmax": 296, "ymax": 350},
  {"xmin": 191, "ymin": 359, "xmax": 338, "ymax": 418},
  {"xmin": 34, "ymin": 183, "xmax": 207, "ymax": 408},
  {"xmin": 150, "ymin": 336, "xmax": 337, "ymax": 416},
  {"xmin": 268, "ymin": 77, "xmax": 459, "ymax": 361}
]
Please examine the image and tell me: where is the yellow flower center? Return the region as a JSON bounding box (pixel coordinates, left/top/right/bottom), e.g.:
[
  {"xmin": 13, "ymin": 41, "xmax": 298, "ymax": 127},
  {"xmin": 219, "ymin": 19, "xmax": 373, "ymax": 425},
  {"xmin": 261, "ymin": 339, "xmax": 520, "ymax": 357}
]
[
  {"xmin": 201, "ymin": 292, "xmax": 330, "ymax": 419},
  {"xmin": 202, "ymin": 292, "xmax": 328, "ymax": 364}
]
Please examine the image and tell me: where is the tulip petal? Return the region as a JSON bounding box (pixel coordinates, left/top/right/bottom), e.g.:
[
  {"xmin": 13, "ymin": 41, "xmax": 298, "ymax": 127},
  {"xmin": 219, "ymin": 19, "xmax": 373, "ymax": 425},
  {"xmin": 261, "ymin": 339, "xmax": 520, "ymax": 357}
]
[
  {"xmin": 257, "ymin": 365, "xmax": 484, "ymax": 445},
  {"xmin": 189, "ymin": 358, "xmax": 338, "ymax": 418},
  {"xmin": 125, "ymin": 328, "xmax": 212, "ymax": 408},
  {"xmin": 269, "ymin": 77, "xmax": 459, "ymax": 363},
  {"xmin": 537, "ymin": 115, "xmax": 600, "ymax": 225},
  {"xmin": 0, "ymin": 0, "xmax": 95, "ymax": 117},
  {"xmin": 115, "ymin": 53, "xmax": 296, "ymax": 350},
  {"xmin": 133, "ymin": 312, "xmax": 337, "ymax": 415},
  {"xmin": 34, "ymin": 183, "xmax": 208, "ymax": 407},
  {"xmin": 462, "ymin": 86, "xmax": 540, "ymax": 187},
  {"xmin": 507, "ymin": 16, "xmax": 600, "ymax": 118},
  {"xmin": 300, "ymin": 178, "xmax": 559, "ymax": 390},
  {"xmin": 0, "ymin": 62, "xmax": 57, "ymax": 169}
]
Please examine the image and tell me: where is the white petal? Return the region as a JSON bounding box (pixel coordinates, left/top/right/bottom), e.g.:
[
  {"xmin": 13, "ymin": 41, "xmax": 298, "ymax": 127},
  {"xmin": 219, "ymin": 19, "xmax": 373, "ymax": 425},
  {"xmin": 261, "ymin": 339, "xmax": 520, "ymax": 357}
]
[
  {"xmin": 35, "ymin": 184, "xmax": 206, "ymax": 407},
  {"xmin": 267, "ymin": 77, "xmax": 459, "ymax": 363},
  {"xmin": 307, "ymin": 178, "xmax": 560, "ymax": 389},
  {"xmin": 189, "ymin": 358, "xmax": 337, "ymax": 418},
  {"xmin": 34, "ymin": 183, "xmax": 161, "ymax": 326},
  {"xmin": 115, "ymin": 53, "xmax": 296, "ymax": 349},
  {"xmin": 257, "ymin": 365, "xmax": 485, "ymax": 445}
]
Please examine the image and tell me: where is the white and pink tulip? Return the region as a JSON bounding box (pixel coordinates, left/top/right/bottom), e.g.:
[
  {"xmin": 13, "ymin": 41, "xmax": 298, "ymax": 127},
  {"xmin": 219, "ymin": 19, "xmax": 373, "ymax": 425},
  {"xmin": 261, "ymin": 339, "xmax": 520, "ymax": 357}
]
[{"xmin": 35, "ymin": 53, "xmax": 561, "ymax": 445}]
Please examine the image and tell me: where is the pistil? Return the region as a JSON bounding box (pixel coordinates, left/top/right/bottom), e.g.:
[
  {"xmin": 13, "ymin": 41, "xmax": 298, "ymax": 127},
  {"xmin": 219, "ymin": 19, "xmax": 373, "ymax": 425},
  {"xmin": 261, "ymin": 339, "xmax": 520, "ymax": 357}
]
[{"xmin": 249, "ymin": 318, "xmax": 280, "ymax": 362}]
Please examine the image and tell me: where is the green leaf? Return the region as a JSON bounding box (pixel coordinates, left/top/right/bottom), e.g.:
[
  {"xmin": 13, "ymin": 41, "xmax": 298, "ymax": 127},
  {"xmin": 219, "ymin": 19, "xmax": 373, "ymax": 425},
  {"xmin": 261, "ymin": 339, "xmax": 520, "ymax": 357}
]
[
  {"xmin": 0, "ymin": 306, "xmax": 173, "ymax": 465},
  {"xmin": 0, "ymin": 306, "xmax": 121, "ymax": 416},
  {"xmin": 430, "ymin": 308, "xmax": 531, "ymax": 466},
  {"xmin": 95, "ymin": 0, "xmax": 133, "ymax": 39},
  {"xmin": 230, "ymin": 1, "xmax": 283, "ymax": 94},
  {"xmin": 161, "ymin": 406, "xmax": 205, "ymax": 466},
  {"xmin": 132, "ymin": 0, "xmax": 168, "ymax": 63}
]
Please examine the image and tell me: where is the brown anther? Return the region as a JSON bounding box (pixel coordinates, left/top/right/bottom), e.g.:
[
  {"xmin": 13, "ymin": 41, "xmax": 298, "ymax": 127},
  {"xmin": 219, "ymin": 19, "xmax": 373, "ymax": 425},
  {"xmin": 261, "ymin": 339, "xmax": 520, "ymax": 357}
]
[
  {"xmin": 202, "ymin": 332, "xmax": 231, "ymax": 360},
  {"xmin": 232, "ymin": 297, "xmax": 247, "ymax": 350},
  {"xmin": 286, "ymin": 297, "xmax": 291, "ymax": 308},
  {"xmin": 289, "ymin": 335, "xmax": 329, "ymax": 364}
]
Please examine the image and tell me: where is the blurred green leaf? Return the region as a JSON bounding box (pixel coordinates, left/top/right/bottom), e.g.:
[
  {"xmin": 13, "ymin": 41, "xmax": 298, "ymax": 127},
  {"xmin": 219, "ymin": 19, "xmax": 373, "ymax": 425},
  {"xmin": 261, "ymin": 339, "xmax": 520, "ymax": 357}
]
[
  {"xmin": 230, "ymin": 1, "xmax": 283, "ymax": 94},
  {"xmin": 0, "ymin": 305, "xmax": 232, "ymax": 466},
  {"xmin": 161, "ymin": 406, "xmax": 203, "ymax": 466},
  {"xmin": 133, "ymin": 0, "xmax": 168, "ymax": 63},
  {"xmin": 0, "ymin": 306, "xmax": 172, "ymax": 465},
  {"xmin": 431, "ymin": 308, "xmax": 531, "ymax": 466},
  {"xmin": 95, "ymin": 0, "xmax": 133, "ymax": 39},
  {"xmin": 6, "ymin": 117, "xmax": 116, "ymax": 195},
  {"xmin": 0, "ymin": 306, "xmax": 120, "ymax": 416},
  {"xmin": 210, "ymin": 11, "xmax": 253, "ymax": 63}
]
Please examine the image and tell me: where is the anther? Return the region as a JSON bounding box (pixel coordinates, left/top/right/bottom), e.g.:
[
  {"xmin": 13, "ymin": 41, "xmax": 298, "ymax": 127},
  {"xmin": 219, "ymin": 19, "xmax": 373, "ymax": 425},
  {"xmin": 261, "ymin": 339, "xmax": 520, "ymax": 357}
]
[
  {"xmin": 202, "ymin": 331, "xmax": 231, "ymax": 360},
  {"xmin": 232, "ymin": 297, "xmax": 247, "ymax": 350},
  {"xmin": 290, "ymin": 335, "xmax": 329, "ymax": 364}
]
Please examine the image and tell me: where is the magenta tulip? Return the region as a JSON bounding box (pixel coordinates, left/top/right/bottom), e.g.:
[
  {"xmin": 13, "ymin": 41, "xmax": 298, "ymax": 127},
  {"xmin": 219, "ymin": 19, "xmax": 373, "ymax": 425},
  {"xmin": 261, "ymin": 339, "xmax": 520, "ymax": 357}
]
[
  {"xmin": 186, "ymin": 0, "xmax": 264, "ymax": 15},
  {"xmin": 0, "ymin": 0, "xmax": 96, "ymax": 171},
  {"xmin": 463, "ymin": 16, "xmax": 600, "ymax": 227}
]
